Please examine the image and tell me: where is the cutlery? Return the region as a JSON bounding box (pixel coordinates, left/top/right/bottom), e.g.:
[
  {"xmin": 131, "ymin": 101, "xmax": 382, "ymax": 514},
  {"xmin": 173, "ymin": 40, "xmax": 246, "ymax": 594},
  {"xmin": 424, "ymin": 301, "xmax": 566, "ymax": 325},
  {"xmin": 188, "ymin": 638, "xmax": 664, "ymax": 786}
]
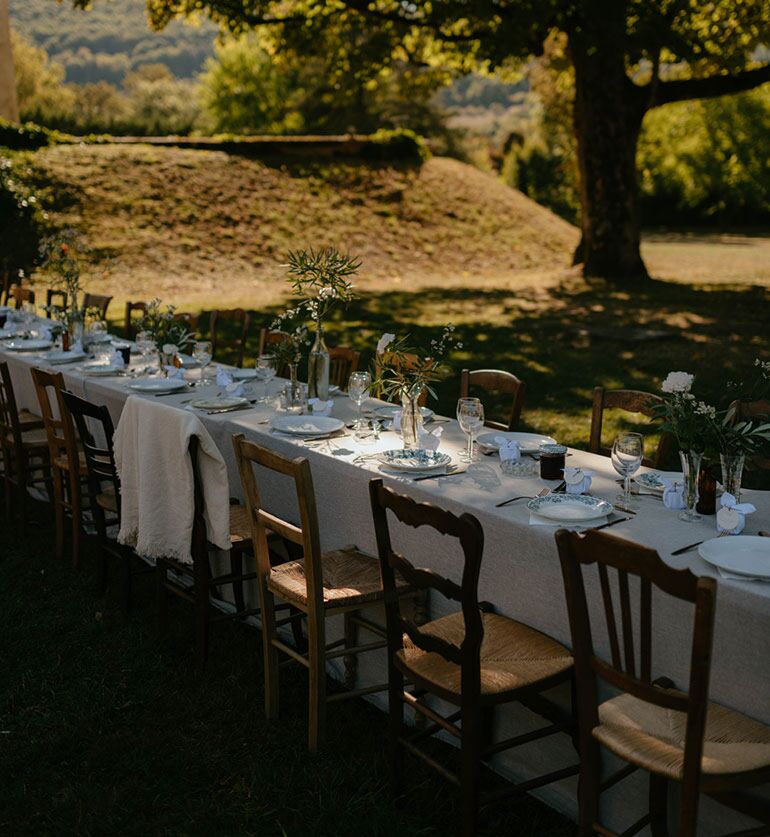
[
  {"xmin": 154, "ymin": 390, "xmax": 190, "ymax": 397},
  {"xmin": 412, "ymin": 467, "xmax": 468, "ymax": 482},
  {"xmin": 671, "ymin": 530, "xmax": 729, "ymax": 556},
  {"xmin": 613, "ymin": 503, "xmax": 638, "ymax": 515},
  {"xmin": 580, "ymin": 516, "xmax": 631, "ymax": 533},
  {"xmin": 496, "ymin": 487, "xmax": 550, "ymax": 508}
]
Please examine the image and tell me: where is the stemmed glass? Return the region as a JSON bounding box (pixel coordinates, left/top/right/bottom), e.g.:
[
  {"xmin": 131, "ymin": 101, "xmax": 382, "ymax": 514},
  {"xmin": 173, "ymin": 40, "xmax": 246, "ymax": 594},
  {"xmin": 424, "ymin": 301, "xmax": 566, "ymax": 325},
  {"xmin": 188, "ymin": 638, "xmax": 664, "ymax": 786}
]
[
  {"xmin": 255, "ymin": 354, "xmax": 277, "ymax": 402},
  {"xmin": 457, "ymin": 397, "xmax": 485, "ymax": 463},
  {"xmin": 135, "ymin": 330, "xmax": 155, "ymax": 375},
  {"xmin": 193, "ymin": 340, "xmax": 213, "ymax": 386},
  {"xmin": 348, "ymin": 371, "xmax": 371, "ymax": 433},
  {"xmin": 611, "ymin": 432, "xmax": 644, "ymax": 509}
]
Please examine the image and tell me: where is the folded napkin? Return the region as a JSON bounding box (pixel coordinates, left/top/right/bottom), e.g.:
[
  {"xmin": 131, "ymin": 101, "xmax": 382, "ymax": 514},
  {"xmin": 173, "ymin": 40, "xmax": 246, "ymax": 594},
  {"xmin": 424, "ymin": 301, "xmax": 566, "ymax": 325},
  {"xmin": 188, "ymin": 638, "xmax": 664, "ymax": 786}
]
[
  {"xmin": 564, "ymin": 466, "xmax": 592, "ymax": 495},
  {"xmin": 109, "ymin": 349, "xmax": 126, "ymax": 369},
  {"xmin": 308, "ymin": 398, "xmax": 333, "ymax": 416},
  {"xmin": 716, "ymin": 492, "xmax": 756, "ymax": 535},
  {"xmin": 216, "ymin": 365, "xmax": 233, "ymax": 387},
  {"xmin": 225, "ymin": 381, "xmax": 245, "ymax": 397},
  {"xmin": 419, "ymin": 426, "xmax": 442, "ymax": 451},
  {"xmin": 496, "ymin": 436, "xmax": 521, "ymax": 463},
  {"xmin": 661, "ymin": 477, "xmax": 686, "ymax": 510},
  {"xmin": 164, "ymin": 365, "xmax": 185, "ymax": 380}
]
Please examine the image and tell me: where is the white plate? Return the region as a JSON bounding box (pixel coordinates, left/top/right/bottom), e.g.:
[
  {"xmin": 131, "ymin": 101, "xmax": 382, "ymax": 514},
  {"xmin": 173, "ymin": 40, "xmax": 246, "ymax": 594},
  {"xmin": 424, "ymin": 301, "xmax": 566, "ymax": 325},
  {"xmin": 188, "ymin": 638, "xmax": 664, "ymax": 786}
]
[
  {"xmin": 190, "ymin": 396, "xmax": 248, "ymax": 410},
  {"xmin": 177, "ymin": 352, "xmax": 199, "ymax": 369},
  {"xmin": 271, "ymin": 415, "xmax": 345, "ymax": 436},
  {"xmin": 377, "ymin": 449, "xmax": 451, "ymax": 472},
  {"xmin": 4, "ymin": 339, "xmax": 53, "ymax": 352},
  {"xmin": 129, "ymin": 378, "xmax": 188, "ymax": 394},
  {"xmin": 527, "ymin": 494, "xmax": 614, "ymax": 522},
  {"xmin": 374, "ymin": 405, "xmax": 435, "ymax": 421},
  {"xmin": 698, "ymin": 536, "xmax": 770, "ymax": 580},
  {"xmin": 42, "ymin": 350, "xmax": 87, "ymax": 365},
  {"xmin": 82, "ymin": 364, "xmax": 124, "ymax": 377},
  {"xmin": 478, "ymin": 431, "xmax": 558, "ymax": 454},
  {"xmin": 635, "ymin": 471, "xmax": 683, "ymax": 493},
  {"xmin": 232, "ymin": 368, "xmax": 258, "ymax": 380}
]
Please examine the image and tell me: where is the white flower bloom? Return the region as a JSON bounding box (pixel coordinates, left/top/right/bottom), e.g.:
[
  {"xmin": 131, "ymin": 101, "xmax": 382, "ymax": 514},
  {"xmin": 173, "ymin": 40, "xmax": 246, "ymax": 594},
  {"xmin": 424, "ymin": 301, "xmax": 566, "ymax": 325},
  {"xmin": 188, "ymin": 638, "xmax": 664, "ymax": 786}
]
[
  {"xmin": 695, "ymin": 401, "xmax": 716, "ymax": 419},
  {"xmin": 377, "ymin": 333, "xmax": 396, "ymax": 355},
  {"xmin": 661, "ymin": 371, "xmax": 694, "ymax": 394}
]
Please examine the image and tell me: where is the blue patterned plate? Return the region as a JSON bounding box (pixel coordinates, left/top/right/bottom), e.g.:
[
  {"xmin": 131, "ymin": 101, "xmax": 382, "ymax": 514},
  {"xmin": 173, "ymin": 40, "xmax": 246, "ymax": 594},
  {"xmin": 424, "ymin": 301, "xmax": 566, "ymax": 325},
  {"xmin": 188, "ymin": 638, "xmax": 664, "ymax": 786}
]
[
  {"xmin": 527, "ymin": 494, "xmax": 613, "ymax": 522},
  {"xmin": 377, "ymin": 449, "xmax": 451, "ymax": 472}
]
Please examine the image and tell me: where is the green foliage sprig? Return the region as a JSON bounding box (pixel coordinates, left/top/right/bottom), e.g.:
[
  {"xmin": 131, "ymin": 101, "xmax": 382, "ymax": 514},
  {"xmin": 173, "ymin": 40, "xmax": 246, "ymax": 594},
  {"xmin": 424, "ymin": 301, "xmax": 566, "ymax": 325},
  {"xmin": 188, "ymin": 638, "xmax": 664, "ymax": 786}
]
[
  {"xmin": 137, "ymin": 299, "xmax": 194, "ymax": 354},
  {"xmin": 282, "ymin": 247, "xmax": 359, "ymax": 325}
]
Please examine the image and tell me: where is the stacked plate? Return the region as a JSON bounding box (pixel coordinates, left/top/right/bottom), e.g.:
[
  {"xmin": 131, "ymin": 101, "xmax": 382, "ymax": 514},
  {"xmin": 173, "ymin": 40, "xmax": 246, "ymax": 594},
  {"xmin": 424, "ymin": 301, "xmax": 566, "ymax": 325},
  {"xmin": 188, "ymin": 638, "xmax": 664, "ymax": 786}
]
[
  {"xmin": 271, "ymin": 415, "xmax": 345, "ymax": 437},
  {"xmin": 634, "ymin": 471, "xmax": 683, "ymax": 493},
  {"xmin": 527, "ymin": 494, "xmax": 613, "ymax": 522},
  {"xmin": 129, "ymin": 378, "xmax": 188, "ymax": 395},
  {"xmin": 698, "ymin": 536, "xmax": 770, "ymax": 581},
  {"xmin": 190, "ymin": 396, "xmax": 250, "ymax": 413},
  {"xmin": 478, "ymin": 431, "xmax": 557, "ymax": 454},
  {"xmin": 377, "ymin": 449, "xmax": 451, "ymax": 474},
  {"xmin": 82, "ymin": 363, "xmax": 124, "ymax": 377},
  {"xmin": 42, "ymin": 349, "xmax": 87, "ymax": 365},
  {"xmin": 4, "ymin": 338, "xmax": 53, "ymax": 352},
  {"xmin": 373, "ymin": 405, "xmax": 435, "ymax": 422}
]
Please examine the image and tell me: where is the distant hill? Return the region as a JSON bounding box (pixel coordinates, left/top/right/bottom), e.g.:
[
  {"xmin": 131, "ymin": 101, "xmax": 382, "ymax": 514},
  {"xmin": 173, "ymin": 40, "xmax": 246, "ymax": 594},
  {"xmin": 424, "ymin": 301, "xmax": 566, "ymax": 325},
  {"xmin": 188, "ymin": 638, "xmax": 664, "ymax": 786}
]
[
  {"xmin": 18, "ymin": 143, "xmax": 578, "ymax": 309},
  {"xmin": 9, "ymin": 0, "xmax": 216, "ymax": 83}
]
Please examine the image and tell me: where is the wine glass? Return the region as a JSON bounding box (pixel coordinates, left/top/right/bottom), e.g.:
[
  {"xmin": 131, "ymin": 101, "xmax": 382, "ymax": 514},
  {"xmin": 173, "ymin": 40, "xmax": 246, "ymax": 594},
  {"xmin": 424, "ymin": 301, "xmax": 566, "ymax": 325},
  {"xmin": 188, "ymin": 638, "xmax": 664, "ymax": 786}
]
[
  {"xmin": 457, "ymin": 397, "xmax": 485, "ymax": 463},
  {"xmin": 255, "ymin": 354, "xmax": 277, "ymax": 402},
  {"xmin": 135, "ymin": 330, "xmax": 155, "ymax": 375},
  {"xmin": 611, "ymin": 432, "xmax": 644, "ymax": 508},
  {"xmin": 348, "ymin": 371, "xmax": 371, "ymax": 433},
  {"xmin": 193, "ymin": 340, "xmax": 213, "ymax": 386}
]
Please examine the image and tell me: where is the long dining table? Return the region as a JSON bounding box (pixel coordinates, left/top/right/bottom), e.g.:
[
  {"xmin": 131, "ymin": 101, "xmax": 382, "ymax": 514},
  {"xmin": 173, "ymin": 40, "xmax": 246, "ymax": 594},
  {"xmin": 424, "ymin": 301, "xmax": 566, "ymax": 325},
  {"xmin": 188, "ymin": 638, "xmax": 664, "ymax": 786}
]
[{"xmin": 3, "ymin": 331, "xmax": 770, "ymax": 834}]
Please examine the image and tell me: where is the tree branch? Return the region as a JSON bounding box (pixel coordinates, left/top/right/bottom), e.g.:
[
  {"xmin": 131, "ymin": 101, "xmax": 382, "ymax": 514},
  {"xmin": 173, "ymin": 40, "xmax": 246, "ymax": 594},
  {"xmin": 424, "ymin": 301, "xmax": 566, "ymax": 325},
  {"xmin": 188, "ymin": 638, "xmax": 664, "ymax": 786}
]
[{"xmin": 649, "ymin": 63, "xmax": 770, "ymax": 107}]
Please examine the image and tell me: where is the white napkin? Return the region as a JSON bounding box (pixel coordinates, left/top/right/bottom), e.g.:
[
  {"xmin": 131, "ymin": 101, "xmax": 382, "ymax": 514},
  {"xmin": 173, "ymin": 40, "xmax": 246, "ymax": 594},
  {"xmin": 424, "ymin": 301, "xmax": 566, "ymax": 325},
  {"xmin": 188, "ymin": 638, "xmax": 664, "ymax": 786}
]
[
  {"xmin": 661, "ymin": 477, "xmax": 686, "ymax": 510},
  {"xmin": 216, "ymin": 366, "xmax": 233, "ymax": 387},
  {"xmin": 419, "ymin": 426, "xmax": 443, "ymax": 451},
  {"xmin": 164, "ymin": 365, "xmax": 185, "ymax": 380},
  {"xmin": 716, "ymin": 492, "xmax": 756, "ymax": 534},
  {"xmin": 496, "ymin": 436, "xmax": 521, "ymax": 463},
  {"xmin": 225, "ymin": 380, "xmax": 245, "ymax": 397},
  {"xmin": 109, "ymin": 349, "xmax": 126, "ymax": 369},
  {"xmin": 564, "ymin": 467, "xmax": 592, "ymax": 495},
  {"xmin": 308, "ymin": 398, "xmax": 333, "ymax": 416}
]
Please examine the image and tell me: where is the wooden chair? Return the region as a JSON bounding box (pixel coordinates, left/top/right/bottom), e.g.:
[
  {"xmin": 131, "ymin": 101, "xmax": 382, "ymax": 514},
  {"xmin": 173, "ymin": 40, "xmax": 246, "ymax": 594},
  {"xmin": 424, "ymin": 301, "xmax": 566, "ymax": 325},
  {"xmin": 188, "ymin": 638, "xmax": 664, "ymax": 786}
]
[
  {"xmin": 257, "ymin": 328, "xmax": 291, "ymax": 377},
  {"xmin": 155, "ymin": 436, "xmax": 261, "ymax": 665},
  {"xmin": 45, "ymin": 289, "xmax": 68, "ymax": 315},
  {"xmin": 234, "ymin": 435, "xmax": 414, "ymax": 752},
  {"xmin": 590, "ymin": 386, "xmax": 672, "ymax": 468},
  {"xmin": 208, "ymin": 308, "xmax": 251, "ymax": 367},
  {"xmin": 82, "ymin": 292, "xmax": 112, "ymax": 320},
  {"xmin": 10, "ymin": 284, "xmax": 35, "ymax": 309},
  {"xmin": 369, "ymin": 478, "xmax": 578, "ymax": 836},
  {"xmin": 556, "ymin": 528, "xmax": 770, "ymax": 837},
  {"xmin": 0, "ymin": 270, "xmax": 12, "ymax": 305},
  {"xmin": 173, "ymin": 311, "xmax": 199, "ymax": 337},
  {"xmin": 0, "ymin": 362, "xmax": 51, "ymax": 527},
  {"xmin": 375, "ymin": 352, "xmax": 428, "ymax": 407},
  {"xmin": 460, "ymin": 368, "xmax": 526, "ymax": 431},
  {"xmin": 123, "ymin": 300, "xmax": 148, "ymax": 339},
  {"xmin": 730, "ymin": 398, "xmax": 770, "ymax": 474},
  {"xmin": 31, "ymin": 367, "xmax": 88, "ymax": 567},
  {"xmin": 329, "ymin": 346, "xmax": 360, "ymax": 391}
]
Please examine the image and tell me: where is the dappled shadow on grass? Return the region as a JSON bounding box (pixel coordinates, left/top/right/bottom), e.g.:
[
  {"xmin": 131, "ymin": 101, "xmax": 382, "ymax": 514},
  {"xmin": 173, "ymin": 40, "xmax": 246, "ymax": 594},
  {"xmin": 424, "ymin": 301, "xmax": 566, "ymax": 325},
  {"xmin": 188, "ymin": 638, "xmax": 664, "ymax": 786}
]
[{"xmin": 0, "ymin": 502, "xmax": 573, "ymax": 836}]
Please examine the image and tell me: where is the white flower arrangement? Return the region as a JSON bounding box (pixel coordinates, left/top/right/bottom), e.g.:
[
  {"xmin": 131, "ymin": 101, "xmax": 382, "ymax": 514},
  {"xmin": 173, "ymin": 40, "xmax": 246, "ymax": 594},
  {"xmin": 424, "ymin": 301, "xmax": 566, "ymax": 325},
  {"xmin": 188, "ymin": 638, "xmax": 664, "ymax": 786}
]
[{"xmin": 661, "ymin": 371, "xmax": 694, "ymax": 394}]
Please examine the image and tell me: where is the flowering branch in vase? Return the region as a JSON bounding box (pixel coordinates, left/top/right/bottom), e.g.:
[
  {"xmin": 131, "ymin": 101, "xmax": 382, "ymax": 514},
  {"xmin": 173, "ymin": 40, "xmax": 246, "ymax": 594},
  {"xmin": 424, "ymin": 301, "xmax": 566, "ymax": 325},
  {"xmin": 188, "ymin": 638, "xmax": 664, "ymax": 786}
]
[{"xmin": 138, "ymin": 298, "xmax": 195, "ymax": 356}]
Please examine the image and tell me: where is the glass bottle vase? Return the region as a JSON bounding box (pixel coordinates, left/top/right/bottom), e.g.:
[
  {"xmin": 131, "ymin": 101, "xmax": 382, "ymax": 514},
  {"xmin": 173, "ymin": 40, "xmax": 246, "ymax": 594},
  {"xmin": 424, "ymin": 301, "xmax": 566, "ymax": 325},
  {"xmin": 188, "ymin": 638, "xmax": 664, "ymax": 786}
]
[
  {"xmin": 401, "ymin": 391, "xmax": 424, "ymax": 450},
  {"xmin": 307, "ymin": 322, "xmax": 330, "ymax": 400},
  {"xmin": 720, "ymin": 452, "xmax": 745, "ymax": 502},
  {"xmin": 679, "ymin": 450, "xmax": 703, "ymax": 522}
]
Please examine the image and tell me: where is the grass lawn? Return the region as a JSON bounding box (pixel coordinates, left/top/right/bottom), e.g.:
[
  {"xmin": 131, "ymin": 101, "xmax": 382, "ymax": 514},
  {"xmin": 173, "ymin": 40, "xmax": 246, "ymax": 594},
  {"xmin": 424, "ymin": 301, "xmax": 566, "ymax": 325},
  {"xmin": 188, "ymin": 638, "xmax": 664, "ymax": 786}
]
[{"xmin": 0, "ymin": 502, "xmax": 575, "ymax": 836}]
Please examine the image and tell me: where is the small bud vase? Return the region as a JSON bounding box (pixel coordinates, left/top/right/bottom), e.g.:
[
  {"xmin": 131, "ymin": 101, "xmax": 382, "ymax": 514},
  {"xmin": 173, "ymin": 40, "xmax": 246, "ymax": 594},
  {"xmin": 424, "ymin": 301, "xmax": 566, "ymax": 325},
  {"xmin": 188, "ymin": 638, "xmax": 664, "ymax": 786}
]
[
  {"xmin": 720, "ymin": 453, "xmax": 745, "ymax": 502},
  {"xmin": 308, "ymin": 321, "xmax": 330, "ymax": 400},
  {"xmin": 401, "ymin": 391, "xmax": 424, "ymax": 450},
  {"xmin": 679, "ymin": 450, "xmax": 703, "ymax": 522}
]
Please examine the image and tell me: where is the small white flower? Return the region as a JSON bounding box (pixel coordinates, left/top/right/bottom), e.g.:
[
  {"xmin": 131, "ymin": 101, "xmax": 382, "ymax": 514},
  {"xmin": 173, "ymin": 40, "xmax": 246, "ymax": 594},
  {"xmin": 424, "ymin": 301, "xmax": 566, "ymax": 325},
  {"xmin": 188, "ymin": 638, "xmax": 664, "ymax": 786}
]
[
  {"xmin": 162, "ymin": 343, "xmax": 178, "ymax": 355},
  {"xmin": 377, "ymin": 333, "xmax": 396, "ymax": 355},
  {"xmin": 661, "ymin": 371, "xmax": 694, "ymax": 394}
]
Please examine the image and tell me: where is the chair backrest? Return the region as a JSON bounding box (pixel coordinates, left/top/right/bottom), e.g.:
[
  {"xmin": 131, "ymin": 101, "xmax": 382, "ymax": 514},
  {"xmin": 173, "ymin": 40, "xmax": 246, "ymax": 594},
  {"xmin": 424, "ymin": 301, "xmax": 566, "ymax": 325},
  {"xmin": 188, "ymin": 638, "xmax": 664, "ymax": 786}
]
[
  {"xmin": 460, "ymin": 368, "xmax": 526, "ymax": 431},
  {"xmin": 46, "ymin": 289, "xmax": 68, "ymax": 316},
  {"xmin": 369, "ymin": 478, "xmax": 485, "ymax": 698},
  {"xmin": 124, "ymin": 300, "xmax": 148, "ymax": 339},
  {"xmin": 10, "ymin": 284, "xmax": 35, "ymax": 308},
  {"xmin": 258, "ymin": 329, "xmax": 290, "ymax": 377},
  {"xmin": 173, "ymin": 310, "xmax": 199, "ymax": 336},
  {"xmin": 233, "ymin": 434, "xmax": 324, "ymax": 611},
  {"xmin": 82, "ymin": 292, "xmax": 113, "ymax": 320},
  {"xmin": 590, "ymin": 386, "xmax": 672, "ymax": 468},
  {"xmin": 374, "ymin": 352, "xmax": 428, "ymax": 407},
  {"xmin": 555, "ymin": 529, "xmax": 717, "ymax": 825},
  {"xmin": 31, "ymin": 367, "xmax": 78, "ymax": 468},
  {"xmin": 210, "ymin": 308, "xmax": 251, "ymax": 367},
  {"xmin": 0, "ymin": 361, "xmax": 24, "ymax": 465},
  {"xmin": 729, "ymin": 398, "xmax": 770, "ymax": 473},
  {"xmin": 328, "ymin": 346, "xmax": 360, "ymax": 390},
  {"xmin": 61, "ymin": 389, "xmax": 119, "ymax": 524}
]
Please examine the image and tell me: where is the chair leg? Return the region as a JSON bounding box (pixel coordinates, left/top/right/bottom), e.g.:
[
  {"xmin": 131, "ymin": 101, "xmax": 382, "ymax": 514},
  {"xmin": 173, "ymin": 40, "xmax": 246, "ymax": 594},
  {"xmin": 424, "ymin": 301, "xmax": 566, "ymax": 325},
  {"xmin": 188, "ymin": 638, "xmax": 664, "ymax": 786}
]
[
  {"xmin": 649, "ymin": 773, "xmax": 670, "ymax": 837},
  {"xmin": 307, "ymin": 613, "xmax": 326, "ymax": 753},
  {"xmin": 156, "ymin": 561, "xmax": 168, "ymax": 637},
  {"xmin": 460, "ymin": 705, "xmax": 482, "ymax": 837},
  {"xmin": 577, "ymin": 738, "xmax": 601, "ymax": 837},
  {"xmin": 343, "ymin": 610, "xmax": 359, "ymax": 690},
  {"xmin": 259, "ymin": 582, "xmax": 280, "ymax": 721},
  {"xmin": 229, "ymin": 548, "xmax": 246, "ymax": 613}
]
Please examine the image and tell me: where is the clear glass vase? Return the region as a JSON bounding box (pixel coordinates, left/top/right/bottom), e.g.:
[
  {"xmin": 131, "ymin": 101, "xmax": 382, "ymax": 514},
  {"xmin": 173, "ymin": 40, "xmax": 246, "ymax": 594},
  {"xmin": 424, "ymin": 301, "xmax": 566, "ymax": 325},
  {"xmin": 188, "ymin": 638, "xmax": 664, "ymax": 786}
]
[
  {"xmin": 307, "ymin": 321, "xmax": 330, "ymax": 400},
  {"xmin": 401, "ymin": 391, "xmax": 424, "ymax": 450},
  {"xmin": 720, "ymin": 452, "xmax": 745, "ymax": 502},
  {"xmin": 679, "ymin": 450, "xmax": 703, "ymax": 522}
]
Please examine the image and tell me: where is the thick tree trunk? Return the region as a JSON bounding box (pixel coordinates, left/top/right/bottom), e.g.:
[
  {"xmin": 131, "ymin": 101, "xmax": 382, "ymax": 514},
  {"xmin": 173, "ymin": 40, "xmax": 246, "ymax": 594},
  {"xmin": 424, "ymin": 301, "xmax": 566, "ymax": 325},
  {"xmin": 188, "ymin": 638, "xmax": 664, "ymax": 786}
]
[
  {"xmin": 0, "ymin": 0, "xmax": 19, "ymax": 122},
  {"xmin": 568, "ymin": 14, "xmax": 648, "ymax": 282}
]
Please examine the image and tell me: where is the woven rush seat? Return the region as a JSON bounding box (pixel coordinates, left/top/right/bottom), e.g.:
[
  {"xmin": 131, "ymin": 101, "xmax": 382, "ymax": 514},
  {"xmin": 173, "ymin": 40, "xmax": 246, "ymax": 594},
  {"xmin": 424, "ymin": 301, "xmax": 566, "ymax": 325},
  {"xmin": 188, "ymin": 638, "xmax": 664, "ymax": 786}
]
[
  {"xmin": 229, "ymin": 503, "xmax": 251, "ymax": 545},
  {"xmin": 397, "ymin": 611, "xmax": 572, "ymax": 700},
  {"xmin": 18, "ymin": 427, "xmax": 49, "ymax": 448},
  {"xmin": 96, "ymin": 490, "xmax": 118, "ymax": 513},
  {"xmin": 595, "ymin": 691, "xmax": 770, "ymax": 781},
  {"xmin": 268, "ymin": 546, "xmax": 403, "ymax": 609},
  {"xmin": 18, "ymin": 409, "xmax": 43, "ymax": 427},
  {"xmin": 53, "ymin": 450, "xmax": 88, "ymax": 475}
]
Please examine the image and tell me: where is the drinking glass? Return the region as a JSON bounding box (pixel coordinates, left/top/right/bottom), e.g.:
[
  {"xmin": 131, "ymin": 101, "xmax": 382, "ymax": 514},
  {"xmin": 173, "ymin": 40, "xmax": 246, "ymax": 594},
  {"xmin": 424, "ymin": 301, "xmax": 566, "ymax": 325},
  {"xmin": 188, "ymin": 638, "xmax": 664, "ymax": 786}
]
[
  {"xmin": 193, "ymin": 340, "xmax": 213, "ymax": 386},
  {"xmin": 256, "ymin": 354, "xmax": 277, "ymax": 402},
  {"xmin": 348, "ymin": 371, "xmax": 371, "ymax": 432},
  {"xmin": 611, "ymin": 432, "xmax": 644, "ymax": 508},
  {"xmin": 135, "ymin": 330, "xmax": 155, "ymax": 375},
  {"xmin": 21, "ymin": 301, "xmax": 36, "ymax": 327},
  {"xmin": 457, "ymin": 397, "xmax": 484, "ymax": 463}
]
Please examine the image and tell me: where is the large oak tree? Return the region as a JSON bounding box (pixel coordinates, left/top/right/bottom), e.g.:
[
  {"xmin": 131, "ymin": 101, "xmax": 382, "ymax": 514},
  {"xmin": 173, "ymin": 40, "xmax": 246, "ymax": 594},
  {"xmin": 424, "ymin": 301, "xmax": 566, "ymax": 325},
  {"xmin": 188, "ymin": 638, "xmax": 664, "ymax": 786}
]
[
  {"xmin": 0, "ymin": 0, "xmax": 19, "ymax": 122},
  {"xmin": 70, "ymin": 1, "xmax": 770, "ymax": 281}
]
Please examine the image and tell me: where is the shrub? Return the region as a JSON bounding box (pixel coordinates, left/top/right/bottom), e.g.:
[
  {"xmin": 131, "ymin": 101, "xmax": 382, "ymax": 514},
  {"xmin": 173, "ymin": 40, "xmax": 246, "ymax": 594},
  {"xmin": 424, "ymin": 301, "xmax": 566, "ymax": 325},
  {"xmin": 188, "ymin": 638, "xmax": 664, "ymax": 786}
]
[
  {"xmin": 0, "ymin": 155, "xmax": 48, "ymax": 277},
  {"xmin": 0, "ymin": 119, "xmax": 58, "ymax": 150}
]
